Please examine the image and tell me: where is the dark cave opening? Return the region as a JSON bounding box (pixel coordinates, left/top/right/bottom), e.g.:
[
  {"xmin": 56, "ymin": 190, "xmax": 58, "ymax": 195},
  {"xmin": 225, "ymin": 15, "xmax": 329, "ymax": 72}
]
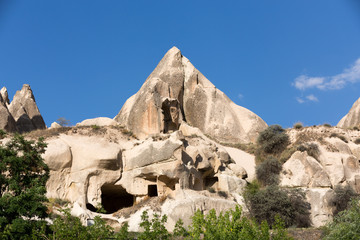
[
  {"xmin": 101, "ymin": 184, "xmax": 134, "ymax": 214},
  {"xmin": 148, "ymin": 184, "xmax": 158, "ymax": 197}
]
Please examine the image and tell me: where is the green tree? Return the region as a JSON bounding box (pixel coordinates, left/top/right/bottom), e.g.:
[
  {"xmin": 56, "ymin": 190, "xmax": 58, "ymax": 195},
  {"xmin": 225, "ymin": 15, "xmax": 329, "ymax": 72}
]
[
  {"xmin": 0, "ymin": 134, "xmax": 50, "ymax": 239},
  {"xmin": 323, "ymin": 199, "xmax": 360, "ymax": 240},
  {"xmin": 56, "ymin": 117, "xmax": 70, "ymax": 127},
  {"xmin": 138, "ymin": 211, "xmax": 170, "ymax": 240}
]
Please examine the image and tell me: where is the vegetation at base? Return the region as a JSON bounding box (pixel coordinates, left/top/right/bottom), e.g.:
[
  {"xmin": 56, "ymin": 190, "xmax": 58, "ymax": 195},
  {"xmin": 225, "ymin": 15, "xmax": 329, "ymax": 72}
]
[
  {"xmin": 136, "ymin": 206, "xmax": 292, "ymax": 240},
  {"xmin": 354, "ymin": 138, "xmax": 360, "ymax": 144},
  {"xmin": 0, "ymin": 134, "xmax": 50, "ymax": 239},
  {"xmin": 323, "ymin": 199, "xmax": 360, "ymax": 240}
]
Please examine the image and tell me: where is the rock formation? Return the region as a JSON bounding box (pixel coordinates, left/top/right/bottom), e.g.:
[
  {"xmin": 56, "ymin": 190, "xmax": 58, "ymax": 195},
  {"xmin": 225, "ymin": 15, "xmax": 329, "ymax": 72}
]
[
  {"xmin": 41, "ymin": 123, "xmax": 248, "ymax": 230},
  {"xmin": 114, "ymin": 47, "xmax": 267, "ymax": 144},
  {"xmin": 338, "ymin": 97, "xmax": 360, "ymax": 128},
  {"xmin": 0, "ymin": 89, "xmax": 16, "ymax": 132},
  {"xmin": 0, "ymin": 84, "xmax": 46, "ymax": 133}
]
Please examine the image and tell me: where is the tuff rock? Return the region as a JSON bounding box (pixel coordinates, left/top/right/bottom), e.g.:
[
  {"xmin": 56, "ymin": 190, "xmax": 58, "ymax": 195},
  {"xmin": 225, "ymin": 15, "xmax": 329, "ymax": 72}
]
[
  {"xmin": 114, "ymin": 47, "xmax": 267, "ymax": 144},
  {"xmin": 338, "ymin": 97, "xmax": 360, "ymax": 128},
  {"xmin": 0, "ymin": 84, "xmax": 46, "ymax": 133}
]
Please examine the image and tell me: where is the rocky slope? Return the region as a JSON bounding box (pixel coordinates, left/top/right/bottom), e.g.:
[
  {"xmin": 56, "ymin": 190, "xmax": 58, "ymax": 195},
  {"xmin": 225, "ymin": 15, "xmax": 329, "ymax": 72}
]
[
  {"xmin": 114, "ymin": 47, "xmax": 267, "ymax": 144},
  {"xmin": 337, "ymin": 97, "xmax": 360, "ymax": 128},
  {"xmin": 0, "ymin": 84, "xmax": 46, "ymax": 133},
  {"xmin": 282, "ymin": 125, "xmax": 360, "ymax": 227}
]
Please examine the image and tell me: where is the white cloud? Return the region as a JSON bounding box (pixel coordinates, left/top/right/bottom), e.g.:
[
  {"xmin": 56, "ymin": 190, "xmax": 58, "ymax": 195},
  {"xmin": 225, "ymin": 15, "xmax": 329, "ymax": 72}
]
[
  {"xmin": 296, "ymin": 95, "xmax": 319, "ymax": 104},
  {"xmin": 294, "ymin": 76, "xmax": 325, "ymax": 90},
  {"xmin": 306, "ymin": 94, "xmax": 318, "ymax": 102},
  {"xmin": 293, "ymin": 58, "xmax": 360, "ymax": 91},
  {"xmin": 296, "ymin": 97, "xmax": 305, "ymax": 103}
]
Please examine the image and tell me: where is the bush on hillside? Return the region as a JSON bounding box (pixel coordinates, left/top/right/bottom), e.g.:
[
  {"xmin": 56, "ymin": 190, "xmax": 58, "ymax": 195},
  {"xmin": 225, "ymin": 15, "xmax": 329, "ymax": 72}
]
[
  {"xmin": 293, "ymin": 122, "xmax": 303, "ymax": 129},
  {"xmin": 256, "ymin": 125, "xmax": 290, "ymax": 163},
  {"xmin": 330, "ymin": 185, "xmax": 358, "ymax": 216},
  {"xmin": 256, "ymin": 157, "xmax": 282, "ymax": 186},
  {"xmin": 244, "ymin": 184, "xmax": 311, "ymax": 228},
  {"xmin": 297, "ymin": 143, "xmax": 320, "ymax": 161}
]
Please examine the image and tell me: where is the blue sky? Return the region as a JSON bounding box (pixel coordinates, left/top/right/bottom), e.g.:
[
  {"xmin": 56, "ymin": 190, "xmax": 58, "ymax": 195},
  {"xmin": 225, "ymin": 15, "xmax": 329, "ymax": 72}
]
[{"xmin": 0, "ymin": 1, "xmax": 360, "ymax": 128}]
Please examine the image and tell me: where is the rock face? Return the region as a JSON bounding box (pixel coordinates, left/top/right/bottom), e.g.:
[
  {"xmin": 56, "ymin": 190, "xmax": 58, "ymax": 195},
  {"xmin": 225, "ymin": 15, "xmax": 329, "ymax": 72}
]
[
  {"xmin": 338, "ymin": 97, "xmax": 360, "ymax": 128},
  {"xmin": 8, "ymin": 84, "xmax": 46, "ymax": 132},
  {"xmin": 114, "ymin": 47, "xmax": 267, "ymax": 143}
]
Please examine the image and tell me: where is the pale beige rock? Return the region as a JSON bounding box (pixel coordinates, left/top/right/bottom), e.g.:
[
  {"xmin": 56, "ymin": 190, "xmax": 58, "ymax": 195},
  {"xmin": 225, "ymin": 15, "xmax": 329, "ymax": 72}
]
[
  {"xmin": 49, "ymin": 122, "xmax": 62, "ymax": 129},
  {"xmin": 338, "ymin": 97, "xmax": 360, "ymax": 128},
  {"xmin": 115, "ymin": 47, "xmax": 267, "ymax": 143},
  {"xmin": 76, "ymin": 117, "xmax": 118, "ymax": 127},
  {"xmin": 318, "ymin": 147, "xmax": 346, "ymax": 186},
  {"xmin": 0, "ymin": 87, "xmax": 10, "ymax": 106},
  {"xmin": 280, "ymin": 151, "xmax": 331, "ymax": 188},
  {"xmin": 217, "ymin": 173, "xmax": 247, "ymax": 193},
  {"xmin": 306, "ymin": 188, "xmax": 334, "ymax": 228},
  {"xmin": 0, "ymin": 95, "xmax": 16, "ymax": 132},
  {"xmin": 8, "ymin": 84, "xmax": 46, "ymax": 132},
  {"xmin": 224, "ymin": 147, "xmax": 256, "ymax": 181},
  {"xmin": 123, "ymin": 133, "xmax": 183, "ymax": 171},
  {"xmin": 162, "ymin": 189, "xmax": 239, "ymax": 231},
  {"xmin": 42, "ymin": 138, "xmax": 72, "ymax": 170},
  {"xmin": 59, "ymin": 135, "xmax": 122, "ymax": 172}
]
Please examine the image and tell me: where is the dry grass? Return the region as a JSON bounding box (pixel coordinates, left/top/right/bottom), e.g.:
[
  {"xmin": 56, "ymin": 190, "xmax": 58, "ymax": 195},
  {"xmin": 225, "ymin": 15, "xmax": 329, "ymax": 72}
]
[{"xmin": 24, "ymin": 127, "xmax": 72, "ymax": 139}]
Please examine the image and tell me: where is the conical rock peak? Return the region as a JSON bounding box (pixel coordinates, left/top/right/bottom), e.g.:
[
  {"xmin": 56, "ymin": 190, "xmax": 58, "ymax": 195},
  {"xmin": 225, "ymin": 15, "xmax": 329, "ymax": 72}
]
[{"xmin": 115, "ymin": 47, "xmax": 267, "ymax": 143}]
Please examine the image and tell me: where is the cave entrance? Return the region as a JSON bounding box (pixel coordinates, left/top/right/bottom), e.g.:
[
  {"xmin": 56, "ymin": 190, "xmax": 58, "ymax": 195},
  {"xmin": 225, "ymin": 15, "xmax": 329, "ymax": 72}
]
[
  {"xmin": 204, "ymin": 177, "xmax": 218, "ymax": 189},
  {"xmin": 162, "ymin": 99, "xmax": 180, "ymax": 133},
  {"xmin": 101, "ymin": 184, "xmax": 134, "ymax": 214},
  {"xmin": 148, "ymin": 185, "xmax": 158, "ymax": 197}
]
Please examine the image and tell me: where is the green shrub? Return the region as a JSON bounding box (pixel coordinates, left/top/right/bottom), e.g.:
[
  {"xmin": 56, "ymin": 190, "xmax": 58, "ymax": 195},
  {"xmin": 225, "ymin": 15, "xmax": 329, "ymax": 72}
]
[
  {"xmin": 91, "ymin": 124, "xmax": 101, "ymax": 130},
  {"xmin": 0, "ymin": 129, "xmax": 6, "ymax": 139},
  {"xmin": 138, "ymin": 211, "xmax": 170, "ymax": 240},
  {"xmin": 50, "ymin": 209, "xmax": 121, "ymax": 239},
  {"xmin": 256, "ymin": 125, "xmax": 290, "ymax": 163},
  {"xmin": 354, "ymin": 138, "xmax": 360, "ymax": 144},
  {"xmin": 256, "ymin": 157, "xmax": 282, "ymax": 186},
  {"xmin": 244, "ymin": 185, "xmax": 311, "ymax": 228},
  {"xmin": 330, "ymin": 185, "xmax": 358, "ymax": 216},
  {"xmin": 297, "ymin": 143, "xmax": 320, "ymax": 161},
  {"xmin": 293, "ymin": 122, "xmax": 303, "ymax": 129},
  {"xmin": 323, "ymin": 123, "xmax": 332, "ymax": 128},
  {"xmin": 187, "ymin": 206, "xmax": 292, "ymax": 240},
  {"xmin": 330, "ymin": 133, "xmax": 348, "ymax": 143},
  {"xmin": 323, "ymin": 199, "xmax": 360, "ymax": 240}
]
